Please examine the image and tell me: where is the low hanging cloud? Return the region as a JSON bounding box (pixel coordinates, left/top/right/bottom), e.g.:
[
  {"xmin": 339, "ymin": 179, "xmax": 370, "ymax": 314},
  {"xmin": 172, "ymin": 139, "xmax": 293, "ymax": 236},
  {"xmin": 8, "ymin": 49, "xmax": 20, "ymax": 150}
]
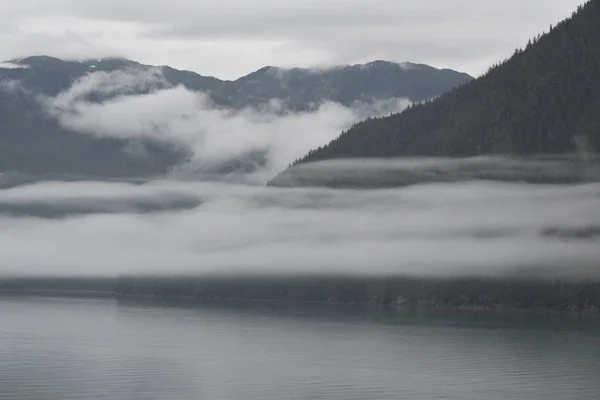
[
  {"xmin": 271, "ymin": 155, "xmax": 600, "ymax": 187},
  {"xmin": 0, "ymin": 62, "xmax": 28, "ymax": 69},
  {"xmin": 0, "ymin": 176, "xmax": 599, "ymax": 279},
  {"xmin": 41, "ymin": 69, "xmax": 412, "ymax": 181},
  {"xmin": 49, "ymin": 67, "xmax": 168, "ymax": 109}
]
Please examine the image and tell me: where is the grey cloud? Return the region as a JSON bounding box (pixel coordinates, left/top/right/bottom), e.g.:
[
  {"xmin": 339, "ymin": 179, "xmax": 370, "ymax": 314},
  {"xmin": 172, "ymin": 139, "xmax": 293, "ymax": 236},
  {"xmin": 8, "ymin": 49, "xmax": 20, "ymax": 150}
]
[
  {"xmin": 20, "ymin": 0, "xmax": 579, "ymax": 30},
  {"xmin": 0, "ymin": 30, "xmax": 117, "ymax": 64},
  {"xmin": 0, "ymin": 0, "xmax": 586, "ymax": 78},
  {"xmin": 134, "ymin": 0, "xmax": 585, "ymax": 73},
  {"xmin": 0, "ymin": 180, "xmax": 203, "ymax": 217}
]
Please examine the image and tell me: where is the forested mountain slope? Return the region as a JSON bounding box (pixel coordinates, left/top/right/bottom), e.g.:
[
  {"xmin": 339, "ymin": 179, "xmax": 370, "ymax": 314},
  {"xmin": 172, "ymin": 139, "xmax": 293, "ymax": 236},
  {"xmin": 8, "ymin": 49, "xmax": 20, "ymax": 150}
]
[{"xmin": 291, "ymin": 0, "xmax": 600, "ymax": 166}]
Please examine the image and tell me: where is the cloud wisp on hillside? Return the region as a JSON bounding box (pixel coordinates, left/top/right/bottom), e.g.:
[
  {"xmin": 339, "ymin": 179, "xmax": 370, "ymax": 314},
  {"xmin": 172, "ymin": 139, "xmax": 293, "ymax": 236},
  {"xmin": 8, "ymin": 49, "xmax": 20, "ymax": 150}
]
[
  {"xmin": 40, "ymin": 69, "xmax": 412, "ymax": 181},
  {"xmin": 271, "ymin": 155, "xmax": 600, "ymax": 187}
]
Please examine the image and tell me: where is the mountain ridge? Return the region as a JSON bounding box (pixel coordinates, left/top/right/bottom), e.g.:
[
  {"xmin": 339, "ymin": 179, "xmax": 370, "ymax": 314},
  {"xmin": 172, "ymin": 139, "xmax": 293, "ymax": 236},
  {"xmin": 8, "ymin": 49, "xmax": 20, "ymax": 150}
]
[
  {"xmin": 5, "ymin": 56, "xmax": 471, "ymax": 83},
  {"xmin": 0, "ymin": 55, "xmax": 472, "ymax": 179},
  {"xmin": 2, "ymin": 55, "xmax": 473, "ymax": 111}
]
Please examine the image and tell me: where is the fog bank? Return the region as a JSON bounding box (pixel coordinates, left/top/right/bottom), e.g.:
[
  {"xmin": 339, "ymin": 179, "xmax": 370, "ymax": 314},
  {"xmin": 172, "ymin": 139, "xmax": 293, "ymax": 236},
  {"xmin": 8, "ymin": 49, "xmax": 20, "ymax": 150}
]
[{"xmin": 1, "ymin": 166, "xmax": 598, "ymax": 279}]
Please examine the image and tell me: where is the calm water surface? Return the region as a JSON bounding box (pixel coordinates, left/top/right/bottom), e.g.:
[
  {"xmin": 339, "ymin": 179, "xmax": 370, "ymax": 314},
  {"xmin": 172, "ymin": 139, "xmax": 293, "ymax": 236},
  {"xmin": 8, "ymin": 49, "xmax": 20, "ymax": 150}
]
[{"xmin": 1, "ymin": 296, "xmax": 599, "ymax": 400}]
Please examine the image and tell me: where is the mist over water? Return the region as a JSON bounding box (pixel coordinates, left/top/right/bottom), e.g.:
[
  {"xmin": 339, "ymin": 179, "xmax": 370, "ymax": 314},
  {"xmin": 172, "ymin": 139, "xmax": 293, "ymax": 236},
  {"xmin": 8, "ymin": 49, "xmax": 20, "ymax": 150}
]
[{"xmin": 1, "ymin": 156, "xmax": 599, "ymax": 280}]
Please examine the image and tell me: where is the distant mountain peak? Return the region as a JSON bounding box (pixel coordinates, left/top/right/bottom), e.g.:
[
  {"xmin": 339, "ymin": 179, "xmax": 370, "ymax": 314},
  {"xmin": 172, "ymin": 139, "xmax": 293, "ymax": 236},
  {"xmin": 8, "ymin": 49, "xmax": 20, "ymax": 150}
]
[
  {"xmin": 3, "ymin": 55, "xmax": 472, "ymax": 82},
  {"xmin": 254, "ymin": 65, "xmax": 284, "ymax": 75}
]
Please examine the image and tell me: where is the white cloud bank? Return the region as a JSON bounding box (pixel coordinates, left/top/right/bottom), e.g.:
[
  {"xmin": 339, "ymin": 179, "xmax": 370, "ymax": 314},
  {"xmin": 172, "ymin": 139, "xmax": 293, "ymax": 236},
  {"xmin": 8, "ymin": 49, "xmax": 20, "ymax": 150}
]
[
  {"xmin": 42, "ymin": 69, "xmax": 412, "ymax": 181},
  {"xmin": 0, "ymin": 177, "xmax": 598, "ymax": 279},
  {"xmin": 0, "ymin": 62, "xmax": 28, "ymax": 69}
]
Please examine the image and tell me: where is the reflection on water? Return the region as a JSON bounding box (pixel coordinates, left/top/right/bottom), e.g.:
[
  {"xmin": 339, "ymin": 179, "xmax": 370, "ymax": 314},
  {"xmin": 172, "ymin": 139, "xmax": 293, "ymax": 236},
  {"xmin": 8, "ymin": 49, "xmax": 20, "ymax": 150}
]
[{"xmin": 1, "ymin": 297, "xmax": 599, "ymax": 400}]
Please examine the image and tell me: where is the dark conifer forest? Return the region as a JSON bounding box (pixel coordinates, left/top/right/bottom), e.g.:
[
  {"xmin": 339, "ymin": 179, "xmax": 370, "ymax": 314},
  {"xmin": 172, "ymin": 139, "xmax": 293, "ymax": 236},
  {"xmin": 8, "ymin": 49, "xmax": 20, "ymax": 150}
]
[{"xmin": 293, "ymin": 1, "xmax": 600, "ymax": 165}]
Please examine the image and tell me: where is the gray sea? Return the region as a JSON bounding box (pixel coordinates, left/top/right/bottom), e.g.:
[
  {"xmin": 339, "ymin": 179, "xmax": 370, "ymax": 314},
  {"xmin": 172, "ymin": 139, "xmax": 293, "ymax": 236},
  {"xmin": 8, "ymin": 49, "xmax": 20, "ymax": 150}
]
[{"xmin": 1, "ymin": 296, "xmax": 599, "ymax": 400}]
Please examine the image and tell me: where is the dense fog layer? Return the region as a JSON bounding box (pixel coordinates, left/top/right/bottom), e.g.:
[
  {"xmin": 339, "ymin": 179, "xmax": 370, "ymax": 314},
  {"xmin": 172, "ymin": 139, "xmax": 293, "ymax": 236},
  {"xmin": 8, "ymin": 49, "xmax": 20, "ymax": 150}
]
[{"xmin": 1, "ymin": 157, "xmax": 599, "ymax": 279}]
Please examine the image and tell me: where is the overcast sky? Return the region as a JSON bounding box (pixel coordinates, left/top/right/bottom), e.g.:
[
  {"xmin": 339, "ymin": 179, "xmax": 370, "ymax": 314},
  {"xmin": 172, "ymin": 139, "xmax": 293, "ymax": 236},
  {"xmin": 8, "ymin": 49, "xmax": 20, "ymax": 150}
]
[{"xmin": 1, "ymin": 0, "xmax": 587, "ymax": 79}]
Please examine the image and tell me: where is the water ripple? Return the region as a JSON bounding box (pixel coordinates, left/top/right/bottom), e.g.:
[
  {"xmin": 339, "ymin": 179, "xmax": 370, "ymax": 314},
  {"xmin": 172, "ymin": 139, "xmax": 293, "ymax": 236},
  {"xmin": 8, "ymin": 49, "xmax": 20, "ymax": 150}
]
[{"xmin": 1, "ymin": 297, "xmax": 599, "ymax": 400}]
